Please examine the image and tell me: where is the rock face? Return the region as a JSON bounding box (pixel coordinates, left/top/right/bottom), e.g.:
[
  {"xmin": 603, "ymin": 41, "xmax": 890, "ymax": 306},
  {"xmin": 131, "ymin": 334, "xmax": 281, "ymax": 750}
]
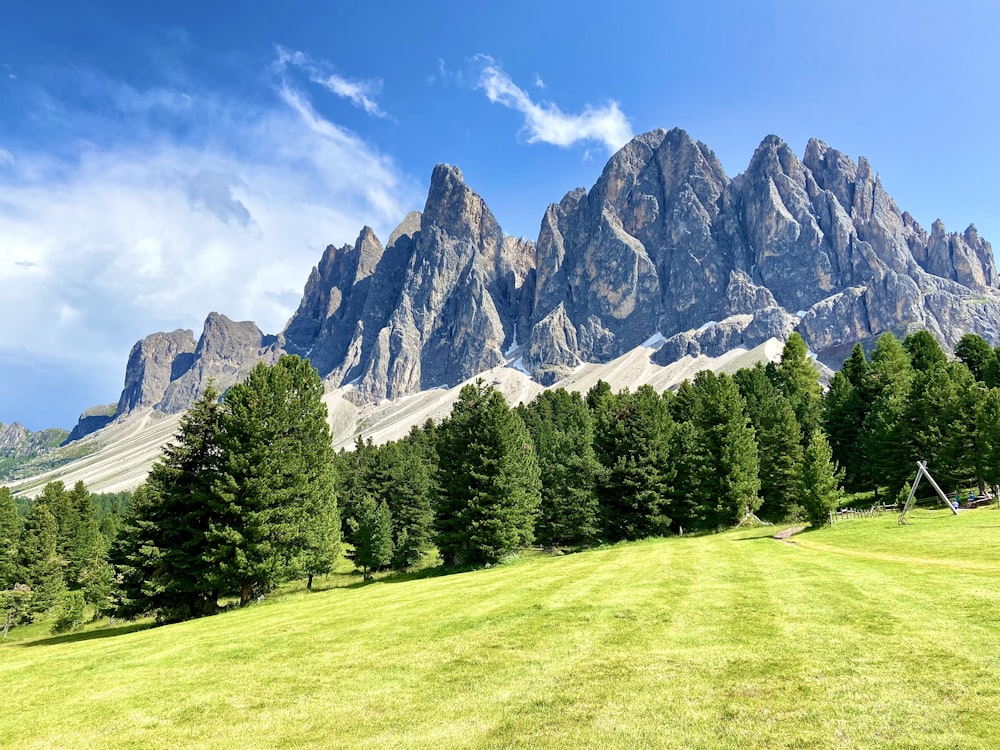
[{"xmin": 70, "ymin": 127, "xmax": 1000, "ymax": 441}]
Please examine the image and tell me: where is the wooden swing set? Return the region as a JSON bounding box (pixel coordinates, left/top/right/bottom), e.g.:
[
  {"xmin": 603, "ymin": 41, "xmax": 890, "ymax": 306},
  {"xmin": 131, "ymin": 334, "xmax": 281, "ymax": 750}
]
[{"xmin": 898, "ymin": 461, "xmax": 960, "ymax": 524}]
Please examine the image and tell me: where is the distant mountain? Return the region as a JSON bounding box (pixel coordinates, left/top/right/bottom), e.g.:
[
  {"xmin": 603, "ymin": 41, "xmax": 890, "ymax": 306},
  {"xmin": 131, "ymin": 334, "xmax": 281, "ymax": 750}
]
[
  {"xmin": 66, "ymin": 128, "xmax": 1000, "ymax": 440},
  {"xmin": 0, "ymin": 421, "xmax": 72, "ymax": 481}
]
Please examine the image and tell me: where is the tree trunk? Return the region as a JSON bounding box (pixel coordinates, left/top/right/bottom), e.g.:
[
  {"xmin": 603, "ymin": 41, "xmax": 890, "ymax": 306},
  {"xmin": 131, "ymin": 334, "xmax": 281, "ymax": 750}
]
[
  {"xmin": 306, "ymin": 574, "xmax": 314, "ymax": 591},
  {"xmin": 240, "ymin": 581, "xmax": 251, "ymax": 607}
]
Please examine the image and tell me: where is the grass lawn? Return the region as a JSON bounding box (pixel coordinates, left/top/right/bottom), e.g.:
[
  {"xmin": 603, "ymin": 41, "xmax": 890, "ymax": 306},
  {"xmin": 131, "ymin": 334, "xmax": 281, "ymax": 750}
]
[{"xmin": 4, "ymin": 507, "xmax": 1000, "ymax": 748}]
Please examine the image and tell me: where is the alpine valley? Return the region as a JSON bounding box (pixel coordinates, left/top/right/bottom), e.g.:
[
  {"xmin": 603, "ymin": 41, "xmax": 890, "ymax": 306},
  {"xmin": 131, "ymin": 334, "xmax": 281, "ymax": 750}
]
[{"xmin": 10, "ymin": 128, "xmax": 1000, "ymax": 493}]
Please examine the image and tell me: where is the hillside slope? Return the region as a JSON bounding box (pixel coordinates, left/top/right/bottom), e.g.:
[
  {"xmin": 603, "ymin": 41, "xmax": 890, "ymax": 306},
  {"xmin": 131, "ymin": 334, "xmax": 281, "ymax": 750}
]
[{"xmin": 4, "ymin": 509, "xmax": 999, "ymax": 748}]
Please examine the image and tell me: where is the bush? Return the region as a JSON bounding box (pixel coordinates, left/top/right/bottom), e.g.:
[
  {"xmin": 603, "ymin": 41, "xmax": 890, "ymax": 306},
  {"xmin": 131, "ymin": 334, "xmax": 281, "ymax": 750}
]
[{"xmin": 51, "ymin": 591, "xmax": 85, "ymax": 634}]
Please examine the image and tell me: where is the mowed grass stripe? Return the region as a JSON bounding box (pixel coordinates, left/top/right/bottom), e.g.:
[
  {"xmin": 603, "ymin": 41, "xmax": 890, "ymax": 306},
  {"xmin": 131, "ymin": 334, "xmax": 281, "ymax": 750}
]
[{"xmin": 5, "ymin": 510, "xmax": 1000, "ymax": 748}]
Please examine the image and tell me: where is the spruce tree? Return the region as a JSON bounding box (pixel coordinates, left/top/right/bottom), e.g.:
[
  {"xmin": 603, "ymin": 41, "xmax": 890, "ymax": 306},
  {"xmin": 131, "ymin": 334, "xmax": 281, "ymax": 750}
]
[
  {"xmin": 769, "ymin": 332, "xmax": 823, "ymax": 444},
  {"xmin": 734, "ymin": 365, "xmax": 803, "ymax": 521},
  {"xmin": 349, "ymin": 496, "xmax": 394, "ymax": 581},
  {"xmin": 108, "ymin": 484, "xmax": 159, "ymax": 620},
  {"xmin": 435, "ymin": 381, "xmax": 541, "ymax": 566},
  {"xmin": 369, "ymin": 439, "xmax": 434, "ymax": 571},
  {"xmin": 799, "ymin": 430, "xmax": 843, "ymax": 528},
  {"xmin": 521, "ymin": 389, "xmax": 600, "ymax": 548},
  {"xmin": 689, "ymin": 371, "xmax": 761, "ymax": 529},
  {"xmin": 0, "ymin": 487, "xmax": 20, "ymax": 589},
  {"xmin": 976, "ymin": 388, "xmax": 1000, "ymax": 494},
  {"xmin": 861, "ymin": 333, "xmax": 914, "ymax": 498},
  {"xmin": 955, "ymin": 333, "xmax": 995, "ymax": 382},
  {"xmin": 16, "ymin": 503, "xmax": 65, "ymax": 616},
  {"xmin": 592, "ymin": 385, "xmax": 673, "ymax": 541},
  {"xmin": 903, "ymin": 330, "xmax": 947, "ymax": 372},
  {"xmin": 212, "ymin": 356, "xmax": 339, "ymax": 605}
]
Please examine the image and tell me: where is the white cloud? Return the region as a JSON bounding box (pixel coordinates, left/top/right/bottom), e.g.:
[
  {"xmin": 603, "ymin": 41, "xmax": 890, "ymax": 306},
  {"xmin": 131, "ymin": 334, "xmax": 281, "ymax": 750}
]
[
  {"xmin": 0, "ymin": 147, "xmax": 13, "ymax": 166},
  {"xmin": 273, "ymin": 46, "xmax": 385, "ymax": 117},
  {"xmin": 0, "ymin": 73, "xmax": 421, "ymax": 419},
  {"xmin": 475, "ymin": 56, "xmax": 632, "ymax": 154},
  {"xmin": 534, "ymin": 73, "xmax": 545, "ymax": 90}
]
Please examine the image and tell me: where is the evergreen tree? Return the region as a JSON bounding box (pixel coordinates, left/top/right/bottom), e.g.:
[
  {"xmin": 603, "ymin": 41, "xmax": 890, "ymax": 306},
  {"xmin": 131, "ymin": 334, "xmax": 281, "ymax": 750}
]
[
  {"xmin": 348, "ymin": 496, "xmax": 394, "ymax": 580},
  {"xmin": 734, "ymin": 365, "xmax": 803, "ymax": 521},
  {"xmin": 903, "ymin": 330, "xmax": 947, "ymax": 372},
  {"xmin": 769, "ymin": 332, "xmax": 823, "ymax": 444},
  {"xmin": 955, "ymin": 333, "xmax": 995, "ymax": 382},
  {"xmin": 108, "ymin": 484, "xmax": 159, "ymax": 620},
  {"xmin": 592, "ymin": 385, "xmax": 673, "ymax": 541},
  {"xmin": 212, "ymin": 356, "xmax": 339, "ymax": 605},
  {"xmin": 16, "ymin": 502, "xmax": 65, "ymax": 616},
  {"xmin": 823, "ymin": 347, "xmax": 871, "ymax": 493},
  {"xmin": 860, "ymin": 333, "xmax": 914, "ymax": 498},
  {"xmin": 689, "ymin": 371, "xmax": 761, "ymax": 529},
  {"xmin": 976, "ymin": 388, "xmax": 1000, "ymax": 494},
  {"xmin": 369, "ymin": 439, "xmax": 434, "ymax": 571},
  {"xmin": 435, "ymin": 381, "xmax": 541, "ymax": 566},
  {"xmin": 799, "ymin": 430, "xmax": 843, "ymax": 528},
  {"xmin": 0, "ymin": 487, "xmax": 20, "ymax": 588},
  {"xmin": 520, "ymin": 389, "xmax": 601, "ymax": 548}
]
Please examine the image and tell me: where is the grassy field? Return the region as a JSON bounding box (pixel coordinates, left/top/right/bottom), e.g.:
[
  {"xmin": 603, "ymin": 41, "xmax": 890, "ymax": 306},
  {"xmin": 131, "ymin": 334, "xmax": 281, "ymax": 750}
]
[{"xmin": 4, "ymin": 507, "xmax": 1000, "ymax": 749}]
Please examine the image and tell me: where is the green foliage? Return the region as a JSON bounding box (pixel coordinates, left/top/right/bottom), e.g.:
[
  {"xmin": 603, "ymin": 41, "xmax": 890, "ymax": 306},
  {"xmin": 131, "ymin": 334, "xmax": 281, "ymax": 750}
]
[
  {"xmin": 591, "ymin": 385, "xmax": 673, "ymax": 541},
  {"xmin": 860, "ymin": 333, "xmax": 914, "ymax": 497},
  {"xmin": 211, "ymin": 356, "xmax": 340, "ymax": 605},
  {"xmin": 734, "ymin": 365, "xmax": 803, "ymax": 521},
  {"xmin": 0, "ymin": 487, "xmax": 20, "ymax": 588},
  {"xmin": 769, "ymin": 332, "xmax": 823, "ymax": 443},
  {"xmin": 955, "ymin": 333, "xmax": 995, "ymax": 382},
  {"xmin": 823, "ymin": 347, "xmax": 871, "ymax": 492},
  {"xmin": 348, "ymin": 496, "xmax": 394, "ymax": 580},
  {"xmin": 50, "ymin": 591, "xmax": 85, "ymax": 634},
  {"xmin": 0, "ymin": 584, "xmax": 32, "ymax": 639},
  {"xmin": 903, "ymin": 330, "xmax": 947, "ymax": 372},
  {"xmin": 798, "ymin": 430, "xmax": 843, "ymax": 527},
  {"xmin": 435, "ymin": 381, "xmax": 541, "ymax": 566},
  {"xmin": 520, "ymin": 389, "xmax": 600, "ymax": 547},
  {"xmin": 16, "ymin": 501, "xmax": 65, "ymax": 615},
  {"xmin": 688, "ymin": 371, "xmax": 761, "ymax": 528}
]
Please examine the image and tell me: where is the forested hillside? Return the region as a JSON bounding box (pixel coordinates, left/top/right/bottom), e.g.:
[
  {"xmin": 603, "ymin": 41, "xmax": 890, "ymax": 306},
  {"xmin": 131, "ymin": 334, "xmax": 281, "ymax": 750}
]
[{"xmin": 5, "ymin": 329, "xmax": 1000, "ymax": 632}]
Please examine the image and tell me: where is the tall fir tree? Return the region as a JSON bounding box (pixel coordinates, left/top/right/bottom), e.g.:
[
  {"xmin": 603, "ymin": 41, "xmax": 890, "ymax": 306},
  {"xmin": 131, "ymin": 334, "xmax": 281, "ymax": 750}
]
[
  {"xmin": 520, "ymin": 389, "xmax": 601, "ymax": 548},
  {"xmin": 734, "ymin": 364, "xmax": 803, "ymax": 521},
  {"xmin": 368, "ymin": 439, "xmax": 434, "ymax": 571},
  {"xmin": 592, "ymin": 385, "xmax": 673, "ymax": 541},
  {"xmin": 955, "ymin": 333, "xmax": 995, "ymax": 383},
  {"xmin": 348, "ymin": 495, "xmax": 394, "ymax": 580},
  {"xmin": 689, "ymin": 371, "xmax": 761, "ymax": 529},
  {"xmin": 435, "ymin": 381, "xmax": 541, "ymax": 566},
  {"xmin": 799, "ymin": 430, "xmax": 843, "ymax": 528},
  {"xmin": 0, "ymin": 487, "xmax": 20, "ymax": 589},
  {"xmin": 211, "ymin": 356, "xmax": 339, "ymax": 605},
  {"xmin": 768, "ymin": 332, "xmax": 823, "ymax": 445},
  {"xmin": 903, "ymin": 330, "xmax": 948, "ymax": 372},
  {"xmin": 861, "ymin": 333, "xmax": 914, "ymax": 498},
  {"xmin": 16, "ymin": 502, "xmax": 65, "ymax": 616}
]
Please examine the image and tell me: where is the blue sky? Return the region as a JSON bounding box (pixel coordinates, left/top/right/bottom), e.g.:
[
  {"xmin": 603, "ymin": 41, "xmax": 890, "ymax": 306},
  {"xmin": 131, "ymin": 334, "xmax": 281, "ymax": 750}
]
[{"xmin": 2, "ymin": 1, "xmax": 998, "ymax": 431}]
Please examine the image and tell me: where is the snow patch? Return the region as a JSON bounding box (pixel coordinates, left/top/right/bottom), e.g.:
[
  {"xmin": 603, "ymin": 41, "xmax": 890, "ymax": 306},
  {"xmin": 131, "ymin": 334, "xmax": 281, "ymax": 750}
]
[
  {"xmin": 795, "ymin": 310, "xmax": 808, "ymax": 318},
  {"xmin": 510, "ymin": 357, "xmax": 532, "ymax": 376},
  {"xmin": 641, "ymin": 332, "xmax": 666, "ymax": 348},
  {"xmin": 696, "ymin": 320, "xmax": 717, "ymax": 333},
  {"xmin": 504, "ymin": 329, "xmax": 520, "ymax": 357}
]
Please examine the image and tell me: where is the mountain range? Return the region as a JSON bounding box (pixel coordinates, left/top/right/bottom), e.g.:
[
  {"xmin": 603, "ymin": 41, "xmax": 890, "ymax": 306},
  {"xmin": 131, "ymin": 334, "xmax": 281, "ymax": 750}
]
[{"xmin": 43, "ymin": 127, "xmax": 1000, "ymax": 452}]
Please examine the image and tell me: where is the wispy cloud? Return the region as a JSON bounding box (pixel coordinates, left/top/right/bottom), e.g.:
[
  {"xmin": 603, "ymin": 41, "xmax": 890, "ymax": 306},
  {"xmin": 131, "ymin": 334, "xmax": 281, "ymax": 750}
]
[
  {"xmin": 273, "ymin": 46, "xmax": 385, "ymax": 117},
  {"xmin": 474, "ymin": 55, "xmax": 632, "ymax": 154},
  {"xmin": 0, "ymin": 61, "xmax": 421, "ymax": 424}
]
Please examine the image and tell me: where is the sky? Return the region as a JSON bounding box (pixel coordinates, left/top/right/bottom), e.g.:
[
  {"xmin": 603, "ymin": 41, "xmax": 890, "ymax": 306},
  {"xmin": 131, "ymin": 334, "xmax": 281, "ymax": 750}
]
[{"xmin": 1, "ymin": 1, "xmax": 998, "ymax": 431}]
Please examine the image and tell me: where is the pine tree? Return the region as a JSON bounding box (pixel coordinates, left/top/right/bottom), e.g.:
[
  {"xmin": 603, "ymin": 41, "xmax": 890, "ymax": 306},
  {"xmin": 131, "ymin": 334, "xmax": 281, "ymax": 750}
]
[
  {"xmin": 734, "ymin": 364, "xmax": 803, "ymax": 521},
  {"xmin": 108, "ymin": 484, "xmax": 159, "ymax": 620},
  {"xmin": 592, "ymin": 385, "xmax": 673, "ymax": 541},
  {"xmin": 955, "ymin": 333, "xmax": 995, "ymax": 382},
  {"xmin": 520, "ymin": 389, "xmax": 601, "ymax": 548},
  {"xmin": 903, "ymin": 330, "xmax": 947, "ymax": 372},
  {"xmin": 769, "ymin": 332, "xmax": 823, "ymax": 444},
  {"xmin": 349, "ymin": 496, "xmax": 394, "ymax": 581},
  {"xmin": 861, "ymin": 333, "xmax": 914, "ymax": 498},
  {"xmin": 212, "ymin": 356, "xmax": 339, "ymax": 605},
  {"xmin": 799, "ymin": 430, "xmax": 843, "ymax": 528},
  {"xmin": 435, "ymin": 381, "xmax": 541, "ymax": 567},
  {"xmin": 689, "ymin": 371, "xmax": 761, "ymax": 529},
  {"xmin": 0, "ymin": 487, "xmax": 20, "ymax": 589},
  {"xmin": 369, "ymin": 439, "xmax": 434, "ymax": 571},
  {"xmin": 976, "ymin": 388, "xmax": 1000, "ymax": 494},
  {"xmin": 16, "ymin": 502, "xmax": 65, "ymax": 616}
]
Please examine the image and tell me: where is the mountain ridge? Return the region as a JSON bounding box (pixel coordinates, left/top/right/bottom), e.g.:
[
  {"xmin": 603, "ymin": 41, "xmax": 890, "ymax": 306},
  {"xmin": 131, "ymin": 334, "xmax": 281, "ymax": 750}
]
[{"xmin": 60, "ymin": 127, "xmax": 1000, "ymax": 441}]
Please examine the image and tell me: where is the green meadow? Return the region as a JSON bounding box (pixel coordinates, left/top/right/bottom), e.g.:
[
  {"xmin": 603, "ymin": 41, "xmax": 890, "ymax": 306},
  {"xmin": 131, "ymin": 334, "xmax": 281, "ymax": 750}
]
[{"xmin": 4, "ymin": 507, "xmax": 1000, "ymax": 749}]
